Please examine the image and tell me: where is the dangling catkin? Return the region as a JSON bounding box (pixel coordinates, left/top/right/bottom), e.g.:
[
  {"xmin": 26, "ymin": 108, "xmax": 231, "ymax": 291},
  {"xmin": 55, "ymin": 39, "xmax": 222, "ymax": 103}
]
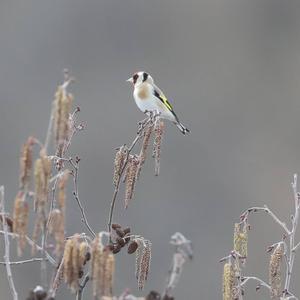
[
  {"xmin": 103, "ymin": 251, "xmax": 115, "ymax": 296},
  {"xmin": 113, "ymin": 145, "xmax": 127, "ymax": 186},
  {"xmin": 137, "ymin": 240, "xmax": 152, "ymax": 290},
  {"xmin": 53, "ymin": 86, "xmax": 73, "ymax": 146},
  {"xmin": 124, "ymin": 155, "xmax": 139, "ymax": 208},
  {"xmin": 79, "ymin": 241, "xmax": 89, "ymax": 266},
  {"xmin": 233, "ymin": 223, "xmax": 248, "ymax": 258},
  {"xmin": 137, "ymin": 124, "xmax": 153, "ymax": 179},
  {"xmin": 63, "ymin": 234, "xmax": 82, "ymax": 293},
  {"xmin": 91, "ymin": 235, "xmax": 115, "ymax": 298},
  {"xmin": 19, "ymin": 136, "xmax": 35, "ymax": 190},
  {"xmin": 32, "ymin": 150, "xmax": 51, "ymax": 250},
  {"xmin": 57, "ymin": 170, "xmax": 69, "ymax": 210},
  {"xmin": 153, "ymin": 119, "xmax": 164, "ymax": 176},
  {"xmin": 48, "ymin": 209, "xmax": 65, "ymax": 256},
  {"xmin": 269, "ymin": 244, "xmax": 283, "ymax": 299},
  {"xmin": 34, "ymin": 150, "xmax": 51, "ymax": 212},
  {"xmin": 222, "ymin": 262, "xmax": 234, "ymax": 300},
  {"xmin": 12, "ymin": 192, "xmax": 29, "ymax": 256}
]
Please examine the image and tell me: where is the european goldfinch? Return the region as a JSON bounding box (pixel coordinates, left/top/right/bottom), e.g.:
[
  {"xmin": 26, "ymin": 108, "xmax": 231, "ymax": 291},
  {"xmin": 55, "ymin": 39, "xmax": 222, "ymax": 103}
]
[{"xmin": 127, "ymin": 71, "xmax": 190, "ymax": 134}]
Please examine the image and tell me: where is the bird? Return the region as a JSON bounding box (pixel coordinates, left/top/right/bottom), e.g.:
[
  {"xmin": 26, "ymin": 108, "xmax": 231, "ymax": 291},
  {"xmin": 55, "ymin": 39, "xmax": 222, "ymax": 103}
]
[{"xmin": 127, "ymin": 71, "xmax": 190, "ymax": 134}]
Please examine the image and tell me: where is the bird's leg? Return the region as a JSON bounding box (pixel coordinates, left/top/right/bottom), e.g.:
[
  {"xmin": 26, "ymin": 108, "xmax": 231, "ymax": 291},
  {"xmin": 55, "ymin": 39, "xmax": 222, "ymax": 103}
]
[{"xmin": 137, "ymin": 111, "xmax": 151, "ymax": 133}]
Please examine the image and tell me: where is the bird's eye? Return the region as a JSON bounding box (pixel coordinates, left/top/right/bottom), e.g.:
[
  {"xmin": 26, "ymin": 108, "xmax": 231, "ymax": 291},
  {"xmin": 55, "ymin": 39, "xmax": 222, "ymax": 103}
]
[
  {"xmin": 133, "ymin": 74, "xmax": 139, "ymax": 84},
  {"xmin": 142, "ymin": 72, "xmax": 148, "ymax": 82}
]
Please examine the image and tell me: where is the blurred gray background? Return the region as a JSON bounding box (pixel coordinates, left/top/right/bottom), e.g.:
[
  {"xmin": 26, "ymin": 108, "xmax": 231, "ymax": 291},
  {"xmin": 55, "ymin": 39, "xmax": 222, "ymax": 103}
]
[{"xmin": 1, "ymin": 0, "xmax": 300, "ymax": 299}]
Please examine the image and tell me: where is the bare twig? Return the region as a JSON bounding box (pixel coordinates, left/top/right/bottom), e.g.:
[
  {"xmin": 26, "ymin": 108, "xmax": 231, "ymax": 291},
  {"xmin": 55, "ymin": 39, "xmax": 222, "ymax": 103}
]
[
  {"xmin": 283, "ymin": 174, "xmax": 300, "ymax": 297},
  {"xmin": 0, "ymin": 258, "xmax": 45, "ymax": 265},
  {"xmin": 0, "ymin": 186, "xmax": 18, "ymax": 300},
  {"xmin": 44, "ymin": 106, "xmax": 54, "ymax": 153},
  {"xmin": 0, "ymin": 231, "xmax": 56, "ymax": 266},
  {"xmin": 69, "ymin": 158, "xmax": 96, "ymax": 238},
  {"xmin": 76, "ymin": 273, "xmax": 90, "ymax": 300},
  {"xmin": 240, "ymin": 206, "xmax": 291, "ymax": 235},
  {"xmin": 240, "ymin": 276, "xmax": 270, "ymax": 290}
]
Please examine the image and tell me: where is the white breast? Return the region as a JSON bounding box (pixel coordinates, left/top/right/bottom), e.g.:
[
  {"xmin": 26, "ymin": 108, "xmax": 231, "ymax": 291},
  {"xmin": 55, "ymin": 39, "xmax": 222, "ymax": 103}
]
[{"xmin": 133, "ymin": 83, "xmax": 176, "ymax": 122}]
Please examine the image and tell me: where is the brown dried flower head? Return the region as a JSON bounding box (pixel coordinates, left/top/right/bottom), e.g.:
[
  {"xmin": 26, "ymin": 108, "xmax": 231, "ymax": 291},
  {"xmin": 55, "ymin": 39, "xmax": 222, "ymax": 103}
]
[
  {"xmin": 222, "ymin": 262, "xmax": 234, "ymax": 300},
  {"xmin": 19, "ymin": 136, "xmax": 35, "ymax": 190},
  {"xmin": 12, "ymin": 192, "xmax": 29, "ymax": 256},
  {"xmin": 153, "ymin": 119, "xmax": 164, "ymax": 176},
  {"xmin": 269, "ymin": 243, "xmax": 283, "ymax": 299},
  {"xmin": 233, "ymin": 223, "xmax": 248, "ymax": 258}
]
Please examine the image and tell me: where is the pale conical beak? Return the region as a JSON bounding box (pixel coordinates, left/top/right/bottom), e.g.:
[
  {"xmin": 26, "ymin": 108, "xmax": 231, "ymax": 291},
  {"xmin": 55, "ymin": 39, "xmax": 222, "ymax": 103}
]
[{"xmin": 126, "ymin": 77, "xmax": 133, "ymax": 83}]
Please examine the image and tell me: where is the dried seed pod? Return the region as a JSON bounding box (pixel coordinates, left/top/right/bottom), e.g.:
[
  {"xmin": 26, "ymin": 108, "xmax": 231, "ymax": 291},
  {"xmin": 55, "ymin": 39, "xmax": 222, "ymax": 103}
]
[
  {"xmin": 137, "ymin": 124, "xmax": 153, "ymax": 179},
  {"xmin": 128, "ymin": 241, "xmax": 139, "ymax": 254},
  {"xmin": 113, "ymin": 145, "xmax": 127, "ymax": 186},
  {"xmin": 123, "ymin": 227, "xmax": 131, "ymax": 235},
  {"xmin": 19, "ymin": 136, "xmax": 35, "ymax": 190},
  {"xmin": 152, "ymin": 119, "xmax": 164, "ymax": 176},
  {"xmin": 116, "ymin": 237, "xmax": 125, "ymax": 247},
  {"xmin": 112, "ymin": 245, "xmax": 122, "ymax": 254},
  {"xmin": 12, "ymin": 192, "xmax": 29, "ymax": 256},
  {"xmin": 222, "ymin": 262, "xmax": 234, "ymax": 300},
  {"xmin": 233, "ymin": 223, "xmax": 248, "ymax": 258},
  {"xmin": 269, "ymin": 244, "xmax": 283, "ymax": 299},
  {"xmin": 48, "ymin": 209, "xmax": 65, "ymax": 256},
  {"xmin": 137, "ymin": 240, "xmax": 152, "ymax": 290},
  {"xmin": 115, "ymin": 228, "xmax": 125, "ymax": 238},
  {"xmin": 124, "ymin": 155, "xmax": 139, "ymax": 208},
  {"xmin": 111, "ymin": 223, "xmax": 122, "ymax": 230}
]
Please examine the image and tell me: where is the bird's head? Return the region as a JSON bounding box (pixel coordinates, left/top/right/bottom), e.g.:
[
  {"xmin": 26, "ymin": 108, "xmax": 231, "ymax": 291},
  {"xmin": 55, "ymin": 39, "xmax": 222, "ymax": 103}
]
[{"xmin": 127, "ymin": 71, "xmax": 153, "ymax": 87}]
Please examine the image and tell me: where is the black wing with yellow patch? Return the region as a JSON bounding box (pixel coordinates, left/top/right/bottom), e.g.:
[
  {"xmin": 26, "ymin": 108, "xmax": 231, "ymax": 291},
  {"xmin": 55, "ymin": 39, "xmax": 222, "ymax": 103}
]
[
  {"xmin": 153, "ymin": 89, "xmax": 180, "ymax": 122},
  {"xmin": 153, "ymin": 89, "xmax": 173, "ymax": 111}
]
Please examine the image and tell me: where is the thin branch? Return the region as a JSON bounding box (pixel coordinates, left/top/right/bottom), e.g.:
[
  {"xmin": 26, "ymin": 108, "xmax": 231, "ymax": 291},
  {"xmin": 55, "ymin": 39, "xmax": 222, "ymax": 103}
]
[
  {"xmin": 48, "ymin": 257, "xmax": 64, "ymax": 298},
  {"xmin": 0, "ymin": 186, "xmax": 18, "ymax": 300},
  {"xmin": 0, "ymin": 231, "xmax": 56, "ymax": 266},
  {"xmin": 76, "ymin": 274, "xmax": 90, "ymax": 300},
  {"xmin": 69, "ymin": 158, "xmax": 96, "ymax": 238},
  {"xmin": 44, "ymin": 105, "xmax": 54, "ymax": 153},
  {"xmin": 283, "ymin": 174, "xmax": 300, "ymax": 297},
  {"xmin": 240, "ymin": 276, "xmax": 271, "ymax": 290},
  {"xmin": 293, "ymin": 241, "xmax": 300, "ymax": 252},
  {"xmin": 241, "ymin": 206, "xmax": 291, "ymax": 235},
  {"xmin": 0, "ymin": 258, "xmax": 44, "ymax": 265}
]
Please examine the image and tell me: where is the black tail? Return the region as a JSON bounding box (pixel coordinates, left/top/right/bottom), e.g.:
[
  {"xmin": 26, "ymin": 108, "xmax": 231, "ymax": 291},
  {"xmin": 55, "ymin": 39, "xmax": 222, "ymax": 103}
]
[{"xmin": 175, "ymin": 122, "xmax": 190, "ymax": 135}]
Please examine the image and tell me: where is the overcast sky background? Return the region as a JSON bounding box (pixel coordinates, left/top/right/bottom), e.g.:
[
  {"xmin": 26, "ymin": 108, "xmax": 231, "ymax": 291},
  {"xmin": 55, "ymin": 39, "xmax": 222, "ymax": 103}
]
[{"xmin": 1, "ymin": 0, "xmax": 300, "ymax": 299}]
